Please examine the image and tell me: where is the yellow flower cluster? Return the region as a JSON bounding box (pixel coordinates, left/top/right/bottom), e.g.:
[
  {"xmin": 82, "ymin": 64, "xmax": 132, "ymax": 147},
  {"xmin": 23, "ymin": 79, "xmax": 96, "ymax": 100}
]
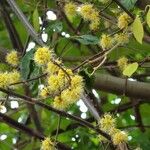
[
  {"xmin": 0, "ymin": 70, "xmax": 20, "ymax": 88},
  {"xmin": 64, "ymin": 3, "xmax": 100, "ymax": 30},
  {"xmin": 34, "ymin": 47, "xmax": 52, "ymax": 65},
  {"xmin": 115, "ymin": 33, "xmax": 129, "ymax": 45},
  {"xmin": 41, "ymin": 137, "xmax": 55, "ymax": 150},
  {"xmin": 36, "ymin": 47, "xmax": 84, "ymax": 110},
  {"xmin": 117, "ymin": 57, "xmax": 128, "ymax": 71},
  {"xmin": 118, "ymin": 13, "xmax": 131, "ymax": 29},
  {"xmin": 98, "ymin": 113, "xmax": 128, "ymax": 145},
  {"xmin": 100, "ymin": 34, "xmax": 113, "ymax": 49},
  {"xmin": 79, "ymin": 4, "xmax": 100, "ymax": 30},
  {"xmin": 6, "ymin": 51, "xmax": 19, "ymax": 66},
  {"xmin": 64, "ymin": 2, "xmax": 77, "ymax": 20}
]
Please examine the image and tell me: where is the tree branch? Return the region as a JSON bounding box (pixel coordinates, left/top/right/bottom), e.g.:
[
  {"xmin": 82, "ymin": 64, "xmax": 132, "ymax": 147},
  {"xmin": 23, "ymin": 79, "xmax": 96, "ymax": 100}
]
[
  {"xmin": 94, "ymin": 74, "xmax": 150, "ymax": 99},
  {"xmin": 6, "ymin": 0, "xmax": 44, "ymax": 46}
]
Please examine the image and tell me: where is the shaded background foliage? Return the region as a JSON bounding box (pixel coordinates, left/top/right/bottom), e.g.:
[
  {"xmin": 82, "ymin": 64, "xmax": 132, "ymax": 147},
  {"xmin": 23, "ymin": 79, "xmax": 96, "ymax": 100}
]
[{"xmin": 0, "ymin": 0, "xmax": 150, "ymax": 150}]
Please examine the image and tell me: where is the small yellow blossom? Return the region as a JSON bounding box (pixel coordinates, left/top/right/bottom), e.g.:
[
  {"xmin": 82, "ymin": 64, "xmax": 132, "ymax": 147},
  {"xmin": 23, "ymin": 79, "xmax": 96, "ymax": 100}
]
[
  {"xmin": 41, "ymin": 137, "xmax": 55, "ymax": 150},
  {"xmin": 40, "ymin": 87, "xmax": 50, "ymax": 98},
  {"xmin": 61, "ymin": 86, "xmax": 84, "ymax": 104},
  {"xmin": 34, "ymin": 47, "xmax": 52, "ymax": 65},
  {"xmin": 64, "ymin": 2, "xmax": 77, "ymax": 20},
  {"xmin": 8, "ymin": 71, "xmax": 21, "ymax": 84},
  {"xmin": 112, "ymin": 130, "xmax": 128, "ymax": 145},
  {"xmin": 115, "ymin": 33, "xmax": 129, "ymax": 45},
  {"xmin": 71, "ymin": 75, "xmax": 84, "ymax": 88},
  {"xmin": 80, "ymin": 4, "xmax": 100, "ymax": 30},
  {"xmin": 53, "ymin": 96, "xmax": 69, "ymax": 110},
  {"xmin": 118, "ymin": 13, "xmax": 131, "ymax": 29},
  {"xmin": 6, "ymin": 51, "xmax": 19, "ymax": 66},
  {"xmin": 48, "ymin": 75, "xmax": 60, "ymax": 92},
  {"xmin": 117, "ymin": 57, "xmax": 128, "ymax": 71},
  {"xmin": 89, "ymin": 20, "xmax": 100, "ymax": 30},
  {"xmin": 99, "ymin": 113, "xmax": 116, "ymax": 132},
  {"xmin": 46, "ymin": 60, "xmax": 62, "ymax": 75},
  {"xmin": 100, "ymin": 34, "xmax": 113, "ymax": 49},
  {"xmin": 80, "ymin": 4, "xmax": 94, "ymax": 20},
  {"xmin": 0, "ymin": 72, "xmax": 10, "ymax": 88}
]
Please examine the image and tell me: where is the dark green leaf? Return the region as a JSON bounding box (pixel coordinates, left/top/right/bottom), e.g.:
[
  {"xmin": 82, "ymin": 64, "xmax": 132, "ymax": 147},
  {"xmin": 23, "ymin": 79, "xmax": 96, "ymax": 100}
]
[
  {"xmin": 73, "ymin": 35, "xmax": 99, "ymax": 45},
  {"xmin": 120, "ymin": 0, "xmax": 137, "ymax": 10},
  {"xmin": 20, "ymin": 49, "xmax": 35, "ymax": 80},
  {"xmin": 46, "ymin": 21, "xmax": 63, "ymax": 33}
]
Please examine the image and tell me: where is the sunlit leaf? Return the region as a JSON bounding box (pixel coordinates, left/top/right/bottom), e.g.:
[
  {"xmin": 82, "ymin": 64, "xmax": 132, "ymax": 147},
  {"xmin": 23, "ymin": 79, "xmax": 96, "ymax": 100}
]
[
  {"xmin": 146, "ymin": 8, "xmax": 150, "ymax": 28},
  {"xmin": 132, "ymin": 16, "xmax": 144, "ymax": 44},
  {"xmin": 33, "ymin": 8, "xmax": 40, "ymax": 32},
  {"xmin": 123, "ymin": 62, "xmax": 139, "ymax": 77}
]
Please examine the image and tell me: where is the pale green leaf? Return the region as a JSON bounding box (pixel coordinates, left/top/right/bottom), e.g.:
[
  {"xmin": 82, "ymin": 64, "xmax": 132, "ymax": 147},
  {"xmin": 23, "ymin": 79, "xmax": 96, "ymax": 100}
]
[
  {"xmin": 132, "ymin": 17, "xmax": 144, "ymax": 44},
  {"xmin": 146, "ymin": 8, "xmax": 150, "ymax": 28},
  {"xmin": 33, "ymin": 8, "xmax": 40, "ymax": 32},
  {"xmin": 123, "ymin": 62, "xmax": 139, "ymax": 77}
]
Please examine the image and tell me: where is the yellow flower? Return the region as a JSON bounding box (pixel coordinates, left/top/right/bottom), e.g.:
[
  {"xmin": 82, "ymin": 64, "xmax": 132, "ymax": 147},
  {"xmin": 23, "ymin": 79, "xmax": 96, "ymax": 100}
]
[
  {"xmin": 112, "ymin": 130, "xmax": 128, "ymax": 145},
  {"xmin": 100, "ymin": 34, "xmax": 113, "ymax": 49},
  {"xmin": 0, "ymin": 72, "xmax": 10, "ymax": 88},
  {"xmin": 8, "ymin": 70, "xmax": 21, "ymax": 84},
  {"xmin": 61, "ymin": 86, "xmax": 84, "ymax": 104},
  {"xmin": 79, "ymin": 4, "xmax": 100, "ymax": 30},
  {"xmin": 99, "ymin": 113, "xmax": 116, "ymax": 132},
  {"xmin": 71, "ymin": 75, "xmax": 84, "ymax": 88},
  {"xmin": 80, "ymin": 4, "xmax": 94, "ymax": 20},
  {"xmin": 6, "ymin": 51, "xmax": 19, "ymax": 66},
  {"xmin": 89, "ymin": 20, "xmax": 100, "ymax": 31},
  {"xmin": 118, "ymin": 13, "xmax": 131, "ymax": 29},
  {"xmin": 64, "ymin": 2, "xmax": 77, "ymax": 20},
  {"xmin": 117, "ymin": 57, "xmax": 128, "ymax": 71},
  {"xmin": 40, "ymin": 87, "xmax": 50, "ymax": 98},
  {"xmin": 48, "ymin": 75, "xmax": 60, "ymax": 92},
  {"xmin": 46, "ymin": 60, "xmax": 62, "ymax": 75},
  {"xmin": 41, "ymin": 137, "xmax": 55, "ymax": 150},
  {"xmin": 53, "ymin": 96, "xmax": 70, "ymax": 110},
  {"xmin": 34, "ymin": 47, "xmax": 52, "ymax": 65},
  {"xmin": 115, "ymin": 33, "xmax": 129, "ymax": 45}
]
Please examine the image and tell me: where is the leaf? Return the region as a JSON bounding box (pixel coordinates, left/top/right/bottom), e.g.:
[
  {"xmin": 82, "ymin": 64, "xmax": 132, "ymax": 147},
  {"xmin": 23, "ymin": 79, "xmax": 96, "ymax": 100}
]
[
  {"xmin": 33, "ymin": 8, "xmax": 40, "ymax": 32},
  {"xmin": 46, "ymin": 21, "xmax": 63, "ymax": 33},
  {"xmin": 20, "ymin": 49, "xmax": 34, "ymax": 80},
  {"xmin": 132, "ymin": 17, "xmax": 144, "ymax": 44},
  {"xmin": 146, "ymin": 8, "xmax": 150, "ymax": 28},
  {"xmin": 123, "ymin": 62, "xmax": 139, "ymax": 77},
  {"xmin": 120, "ymin": 0, "xmax": 137, "ymax": 10},
  {"xmin": 73, "ymin": 35, "xmax": 99, "ymax": 45}
]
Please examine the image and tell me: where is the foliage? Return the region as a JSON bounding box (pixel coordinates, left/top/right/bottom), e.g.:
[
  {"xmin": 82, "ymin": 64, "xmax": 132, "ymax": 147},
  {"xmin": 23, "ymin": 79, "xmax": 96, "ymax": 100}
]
[{"xmin": 0, "ymin": 0, "xmax": 150, "ymax": 150}]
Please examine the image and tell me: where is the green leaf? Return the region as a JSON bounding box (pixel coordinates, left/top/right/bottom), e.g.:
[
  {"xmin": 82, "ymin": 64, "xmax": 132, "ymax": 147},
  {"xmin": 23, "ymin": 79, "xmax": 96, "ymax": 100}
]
[
  {"xmin": 20, "ymin": 49, "xmax": 34, "ymax": 80},
  {"xmin": 123, "ymin": 62, "xmax": 139, "ymax": 77},
  {"xmin": 73, "ymin": 35, "xmax": 99, "ymax": 45},
  {"xmin": 46, "ymin": 21, "xmax": 63, "ymax": 33},
  {"xmin": 132, "ymin": 16, "xmax": 144, "ymax": 44},
  {"xmin": 33, "ymin": 8, "xmax": 40, "ymax": 32},
  {"xmin": 120, "ymin": 0, "xmax": 137, "ymax": 10},
  {"xmin": 146, "ymin": 8, "xmax": 150, "ymax": 28}
]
